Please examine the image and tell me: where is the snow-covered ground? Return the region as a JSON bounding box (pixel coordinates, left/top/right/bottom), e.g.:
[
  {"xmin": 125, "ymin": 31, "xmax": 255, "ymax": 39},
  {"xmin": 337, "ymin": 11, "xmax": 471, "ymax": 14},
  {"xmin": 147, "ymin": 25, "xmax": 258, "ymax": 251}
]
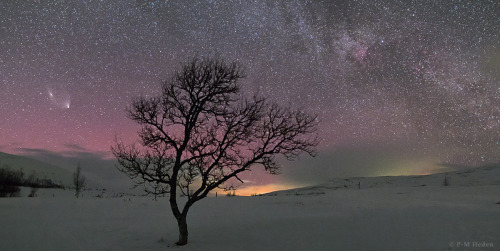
[{"xmin": 1, "ymin": 166, "xmax": 499, "ymax": 250}]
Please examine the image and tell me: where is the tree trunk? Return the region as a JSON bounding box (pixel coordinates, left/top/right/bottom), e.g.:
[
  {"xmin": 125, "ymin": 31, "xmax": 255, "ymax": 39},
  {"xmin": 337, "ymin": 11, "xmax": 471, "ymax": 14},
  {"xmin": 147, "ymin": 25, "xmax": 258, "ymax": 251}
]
[{"xmin": 176, "ymin": 214, "xmax": 188, "ymax": 246}]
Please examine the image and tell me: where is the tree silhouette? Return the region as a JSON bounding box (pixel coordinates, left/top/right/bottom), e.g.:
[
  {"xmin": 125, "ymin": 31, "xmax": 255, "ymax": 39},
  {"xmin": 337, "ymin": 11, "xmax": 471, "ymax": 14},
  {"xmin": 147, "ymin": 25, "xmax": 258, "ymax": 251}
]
[
  {"xmin": 112, "ymin": 57, "xmax": 318, "ymax": 245},
  {"xmin": 73, "ymin": 163, "xmax": 86, "ymax": 198}
]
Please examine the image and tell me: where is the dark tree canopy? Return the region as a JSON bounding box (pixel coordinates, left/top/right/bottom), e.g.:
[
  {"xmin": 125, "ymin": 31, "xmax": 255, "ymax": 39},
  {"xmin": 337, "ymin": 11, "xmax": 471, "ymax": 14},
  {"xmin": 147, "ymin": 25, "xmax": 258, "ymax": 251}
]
[{"xmin": 112, "ymin": 57, "xmax": 318, "ymax": 245}]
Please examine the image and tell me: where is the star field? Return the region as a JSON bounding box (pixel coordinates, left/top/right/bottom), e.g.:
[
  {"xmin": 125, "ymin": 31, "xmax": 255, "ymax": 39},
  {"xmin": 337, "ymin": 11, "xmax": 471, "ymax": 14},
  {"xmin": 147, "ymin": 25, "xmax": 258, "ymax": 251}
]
[{"xmin": 1, "ymin": 0, "xmax": 499, "ymax": 171}]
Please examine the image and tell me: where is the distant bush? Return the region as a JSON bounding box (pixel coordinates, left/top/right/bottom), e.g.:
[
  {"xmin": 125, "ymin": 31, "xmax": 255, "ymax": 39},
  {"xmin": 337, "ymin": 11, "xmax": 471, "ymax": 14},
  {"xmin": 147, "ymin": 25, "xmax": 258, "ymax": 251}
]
[
  {"xmin": 0, "ymin": 166, "xmax": 24, "ymax": 186},
  {"xmin": 28, "ymin": 187, "xmax": 39, "ymax": 197},
  {"xmin": 0, "ymin": 165, "xmax": 23, "ymax": 197},
  {"xmin": 0, "ymin": 164, "xmax": 63, "ymax": 197},
  {"xmin": 24, "ymin": 171, "xmax": 64, "ymax": 189},
  {"xmin": 0, "ymin": 184, "xmax": 20, "ymax": 197},
  {"xmin": 443, "ymin": 176, "xmax": 449, "ymax": 186}
]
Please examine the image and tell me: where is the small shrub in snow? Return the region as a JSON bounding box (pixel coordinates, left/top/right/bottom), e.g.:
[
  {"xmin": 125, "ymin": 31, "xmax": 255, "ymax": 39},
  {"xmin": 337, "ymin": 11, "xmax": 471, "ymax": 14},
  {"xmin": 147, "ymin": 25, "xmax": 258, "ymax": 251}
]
[
  {"xmin": 443, "ymin": 176, "xmax": 449, "ymax": 186},
  {"xmin": 0, "ymin": 185, "xmax": 20, "ymax": 197},
  {"xmin": 73, "ymin": 164, "xmax": 87, "ymax": 198},
  {"xmin": 28, "ymin": 187, "xmax": 39, "ymax": 197}
]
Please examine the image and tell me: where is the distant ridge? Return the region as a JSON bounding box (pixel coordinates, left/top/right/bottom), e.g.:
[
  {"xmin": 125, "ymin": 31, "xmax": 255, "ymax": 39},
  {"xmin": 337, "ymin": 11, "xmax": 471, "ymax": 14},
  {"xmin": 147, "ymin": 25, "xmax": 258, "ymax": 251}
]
[
  {"xmin": 265, "ymin": 163, "xmax": 500, "ymax": 196},
  {"xmin": 0, "ymin": 152, "xmax": 72, "ymax": 186}
]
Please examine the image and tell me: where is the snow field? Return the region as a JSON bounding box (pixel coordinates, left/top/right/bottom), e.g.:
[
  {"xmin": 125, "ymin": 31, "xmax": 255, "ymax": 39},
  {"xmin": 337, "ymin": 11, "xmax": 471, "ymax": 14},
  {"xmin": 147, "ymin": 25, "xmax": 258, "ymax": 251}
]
[{"xmin": 1, "ymin": 185, "xmax": 499, "ymax": 250}]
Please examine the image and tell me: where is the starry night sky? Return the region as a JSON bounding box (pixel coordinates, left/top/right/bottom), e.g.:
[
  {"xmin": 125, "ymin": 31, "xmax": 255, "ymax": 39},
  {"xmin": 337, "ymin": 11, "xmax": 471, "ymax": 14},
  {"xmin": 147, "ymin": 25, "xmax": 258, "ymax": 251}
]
[{"xmin": 1, "ymin": 1, "xmax": 499, "ymax": 190}]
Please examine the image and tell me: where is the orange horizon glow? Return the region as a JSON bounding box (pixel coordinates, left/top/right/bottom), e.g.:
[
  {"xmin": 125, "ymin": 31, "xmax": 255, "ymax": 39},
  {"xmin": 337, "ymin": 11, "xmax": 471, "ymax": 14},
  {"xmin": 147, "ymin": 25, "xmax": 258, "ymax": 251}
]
[{"xmin": 212, "ymin": 183, "xmax": 300, "ymax": 196}]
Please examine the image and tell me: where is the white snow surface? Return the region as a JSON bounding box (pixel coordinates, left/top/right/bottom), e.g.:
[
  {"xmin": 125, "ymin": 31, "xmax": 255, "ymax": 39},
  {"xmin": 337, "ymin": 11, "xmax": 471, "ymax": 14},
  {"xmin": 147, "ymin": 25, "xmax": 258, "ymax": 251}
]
[{"xmin": 1, "ymin": 165, "xmax": 499, "ymax": 250}]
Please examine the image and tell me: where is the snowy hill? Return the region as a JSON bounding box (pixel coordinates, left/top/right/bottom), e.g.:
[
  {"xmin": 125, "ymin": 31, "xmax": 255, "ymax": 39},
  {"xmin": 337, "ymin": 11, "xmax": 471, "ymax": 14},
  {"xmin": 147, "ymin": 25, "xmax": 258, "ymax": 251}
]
[
  {"xmin": 0, "ymin": 152, "xmax": 73, "ymax": 186},
  {"xmin": 0, "ymin": 162, "xmax": 499, "ymax": 250},
  {"xmin": 1, "ymin": 180, "xmax": 499, "ymax": 250},
  {"xmin": 265, "ymin": 163, "xmax": 500, "ymax": 196}
]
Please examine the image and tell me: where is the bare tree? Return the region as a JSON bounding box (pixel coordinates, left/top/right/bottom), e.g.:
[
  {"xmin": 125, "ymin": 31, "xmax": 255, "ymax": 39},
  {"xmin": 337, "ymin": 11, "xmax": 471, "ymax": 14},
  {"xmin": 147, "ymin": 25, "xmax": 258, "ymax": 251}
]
[
  {"xmin": 112, "ymin": 57, "xmax": 318, "ymax": 246},
  {"xmin": 73, "ymin": 163, "xmax": 86, "ymax": 198}
]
